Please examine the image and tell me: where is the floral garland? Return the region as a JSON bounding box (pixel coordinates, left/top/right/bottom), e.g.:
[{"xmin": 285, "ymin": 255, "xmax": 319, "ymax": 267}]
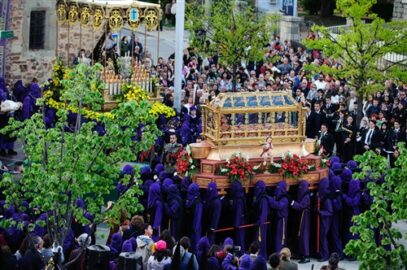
[
  {"xmin": 272, "ymin": 152, "xmax": 310, "ymax": 179},
  {"xmin": 45, "ymin": 61, "xmax": 176, "ymax": 120},
  {"xmin": 175, "ymin": 145, "xmax": 196, "ymax": 175},
  {"xmin": 219, "ymin": 152, "xmax": 254, "ymax": 183}
]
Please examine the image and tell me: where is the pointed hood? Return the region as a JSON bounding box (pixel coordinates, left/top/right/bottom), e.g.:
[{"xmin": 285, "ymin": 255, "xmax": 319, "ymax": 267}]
[
  {"xmin": 330, "ymin": 156, "xmax": 340, "ymax": 164},
  {"xmin": 142, "ymin": 179, "xmax": 153, "ymax": 196},
  {"xmin": 253, "ymin": 180, "xmax": 266, "ymax": 204},
  {"xmin": 122, "ymin": 239, "xmax": 134, "ymax": 252},
  {"xmin": 240, "ymin": 254, "xmax": 252, "ymax": 270},
  {"xmin": 186, "ymin": 183, "xmax": 201, "ymax": 208},
  {"xmin": 346, "ymin": 160, "xmax": 358, "ymax": 172},
  {"xmin": 122, "ymin": 164, "xmax": 134, "ymax": 175},
  {"xmin": 140, "ymin": 166, "xmax": 151, "ymax": 181},
  {"xmin": 340, "ymin": 168, "xmax": 353, "ymax": 183},
  {"xmin": 29, "ymin": 83, "xmax": 42, "ymax": 99},
  {"xmin": 154, "ymin": 164, "xmax": 165, "ymax": 174},
  {"xmin": 158, "ymin": 171, "xmax": 168, "ymax": 181},
  {"xmin": 331, "ymin": 162, "xmax": 343, "ymax": 176},
  {"xmin": 223, "ymin": 237, "xmax": 234, "ymax": 247},
  {"xmin": 274, "ymin": 180, "xmax": 287, "ymax": 200},
  {"xmin": 205, "ymin": 182, "xmax": 218, "ymax": 202},
  {"xmin": 330, "ymin": 176, "xmax": 342, "ymax": 191},
  {"xmin": 348, "ymin": 179, "xmax": 361, "ymax": 197},
  {"xmin": 197, "ymin": 236, "xmax": 210, "ymax": 260},
  {"xmin": 162, "ymin": 178, "xmax": 174, "ymax": 194},
  {"xmin": 319, "ymin": 177, "xmax": 330, "ymax": 198},
  {"xmin": 231, "ymin": 181, "xmax": 244, "ymax": 200},
  {"xmin": 109, "ymin": 232, "xmax": 123, "ymax": 254},
  {"xmin": 167, "ymin": 184, "xmax": 181, "ymax": 201},
  {"xmin": 148, "ymin": 183, "xmax": 162, "ymax": 208},
  {"xmin": 297, "ymin": 180, "xmax": 309, "ymax": 200}
]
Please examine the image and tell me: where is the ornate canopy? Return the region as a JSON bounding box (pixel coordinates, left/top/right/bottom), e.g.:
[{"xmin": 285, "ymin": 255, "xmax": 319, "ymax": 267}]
[
  {"xmin": 56, "ymin": 0, "xmax": 161, "ymax": 31},
  {"xmin": 201, "ymin": 91, "xmax": 307, "ymax": 146}
]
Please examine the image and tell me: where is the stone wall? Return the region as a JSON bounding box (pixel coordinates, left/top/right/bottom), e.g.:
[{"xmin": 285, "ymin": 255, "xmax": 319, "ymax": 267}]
[
  {"xmin": 5, "ymin": 0, "xmax": 103, "ymax": 84},
  {"xmin": 393, "ymin": 0, "xmax": 407, "ymax": 20}
]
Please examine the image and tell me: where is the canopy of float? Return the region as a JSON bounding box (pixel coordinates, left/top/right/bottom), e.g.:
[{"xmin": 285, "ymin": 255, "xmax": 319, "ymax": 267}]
[{"xmin": 73, "ymin": 0, "xmax": 160, "ymax": 8}]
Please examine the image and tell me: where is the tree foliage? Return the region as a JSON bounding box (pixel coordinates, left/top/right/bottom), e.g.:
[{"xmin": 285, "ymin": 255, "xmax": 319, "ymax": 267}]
[
  {"xmin": 186, "ymin": 0, "xmax": 275, "ymax": 90},
  {"xmin": 0, "ymin": 64, "xmax": 161, "ymax": 252},
  {"xmin": 345, "ymin": 144, "xmax": 407, "ymax": 269},
  {"xmin": 304, "ymin": 0, "xmax": 407, "ymax": 123}
]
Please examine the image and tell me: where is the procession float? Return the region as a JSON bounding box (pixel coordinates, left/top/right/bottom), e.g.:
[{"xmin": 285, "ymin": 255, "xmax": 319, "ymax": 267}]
[
  {"xmin": 190, "ymin": 91, "xmax": 329, "ymax": 193},
  {"xmin": 55, "ymin": 0, "xmax": 163, "ymax": 110}
]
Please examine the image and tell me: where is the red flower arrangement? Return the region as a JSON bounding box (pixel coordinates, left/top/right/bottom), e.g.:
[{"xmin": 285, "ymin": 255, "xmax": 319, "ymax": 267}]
[
  {"xmin": 276, "ymin": 152, "xmax": 309, "ymax": 179},
  {"xmin": 175, "ymin": 149, "xmax": 195, "ymax": 175},
  {"xmin": 220, "ymin": 153, "xmax": 254, "ymax": 182}
]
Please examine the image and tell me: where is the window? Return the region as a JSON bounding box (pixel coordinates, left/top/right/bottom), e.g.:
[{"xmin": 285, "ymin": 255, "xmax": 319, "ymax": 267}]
[{"xmin": 29, "ymin": 10, "xmax": 46, "ymax": 50}]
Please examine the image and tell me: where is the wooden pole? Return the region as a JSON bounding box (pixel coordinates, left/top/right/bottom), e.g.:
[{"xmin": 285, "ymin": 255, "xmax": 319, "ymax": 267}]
[
  {"xmin": 157, "ymin": 24, "xmax": 160, "ymax": 64},
  {"xmin": 55, "ymin": 16, "xmax": 59, "ymax": 58}
]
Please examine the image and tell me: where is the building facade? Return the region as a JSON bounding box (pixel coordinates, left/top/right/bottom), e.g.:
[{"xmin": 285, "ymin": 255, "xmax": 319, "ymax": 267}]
[
  {"xmin": 393, "ymin": 0, "xmax": 407, "ymax": 19},
  {"xmin": 4, "ymin": 0, "xmax": 103, "ymax": 84}
]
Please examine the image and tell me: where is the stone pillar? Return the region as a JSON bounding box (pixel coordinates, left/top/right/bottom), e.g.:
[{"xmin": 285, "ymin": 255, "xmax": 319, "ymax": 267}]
[{"xmin": 279, "ymin": 16, "xmax": 303, "ymax": 42}]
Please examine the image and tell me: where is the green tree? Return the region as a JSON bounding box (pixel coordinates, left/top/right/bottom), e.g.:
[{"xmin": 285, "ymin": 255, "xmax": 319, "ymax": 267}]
[
  {"xmin": 345, "ymin": 145, "xmax": 407, "ymax": 269},
  {"xmin": 304, "ymin": 0, "xmax": 407, "ymax": 124},
  {"xmin": 186, "ymin": 0, "xmax": 274, "ymax": 91},
  {"xmin": 0, "ymin": 64, "xmax": 161, "ymax": 268}
]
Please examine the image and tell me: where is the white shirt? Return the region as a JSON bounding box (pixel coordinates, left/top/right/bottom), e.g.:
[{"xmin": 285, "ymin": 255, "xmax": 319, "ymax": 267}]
[
  {"xmin": 364, "ymin": 129, "xmax": 374, "ymax": 145},
  {"xmin": 314, "ymin": 80, "xmax": 326, "ymax": 91}
]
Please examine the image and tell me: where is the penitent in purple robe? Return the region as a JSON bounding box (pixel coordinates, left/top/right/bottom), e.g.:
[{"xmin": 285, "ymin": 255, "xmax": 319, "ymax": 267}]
[
  {"xmin": 163, "ymin": 184, "xmax": 183, "ymax": 240},
  {"xmin": 342, "ymin": 179, "xmax": 361, "ymax": 246},
  {"xmin": 204, "ymin": 182, "xmax": 222, "ymax": 245},
  {"xmin": 291, "ymin": 180, "xmax": 310, "ymax": 259},
  {"xmin": 318, "ymin": 177, "xmax": 333, "ymax": 261},
  {"xmin": 22, "ymin": 83, "xmax": 41, "ymax": 120},
  {"xmin": 230, "ymin": 181, "xmax": 246, "ymax": 252},
  {"xmin": 330, "ymin": 176, "xmax": 344, "ymax": 257},
  {"xmin": 252, "ymin": 180, "xmax": 269, "ymax": 258},
  {"xmin": 268, "ymin": 180, "xmax": 289, "ymax": 253},
  {"xmin": 185, "ymin": 183, "xmax": 203, "ymax": 253},
  {"xmin": 147, "ymin": 183, "xmax": 163, "ymax": 241}
]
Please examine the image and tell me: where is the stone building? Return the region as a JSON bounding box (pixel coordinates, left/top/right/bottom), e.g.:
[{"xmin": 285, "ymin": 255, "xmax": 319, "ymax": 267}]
[
  {"xmin": 393, "ymin": 0, "xmax": 407, "ymax": 19},
  {"xmin": 5, "ymin": 0, "xmax": 103, "ymax": 84}
]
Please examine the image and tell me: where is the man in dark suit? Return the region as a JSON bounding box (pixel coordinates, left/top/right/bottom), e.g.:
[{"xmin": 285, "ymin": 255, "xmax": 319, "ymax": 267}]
[
  {"xmin": 392, "ymin": 120, "xmax": 406, "ymax": 147},
  {"xmin": 318, "ymin": 123, "xmax": 335, "ymax": 156},
  {"xmin": 322, "ymin": 96, "xmax": 338, "ymax": 132},
  {"xmin": 362, "ymin": 120, "xmax": 381, "ymax": 153},
  {"xmin": 312, "ymin": 102, "xmax": 326, "ymax": 139},
  {"xmin": 275, "ymin": 112, "xmax": 286, "ymax": 123},
  {"xmin": 305, "ymin": 103, "xmax": 314, "ymax": 138}
]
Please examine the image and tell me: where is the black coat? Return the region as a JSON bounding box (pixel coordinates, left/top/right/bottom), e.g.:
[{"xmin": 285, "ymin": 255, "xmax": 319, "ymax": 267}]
[
  {"xmin": 319, "ymin": 132, "xmax": 335, "ymax": 156},
  {"xmin": 307, "ymin": 111, "xmax": 326, "ymax": 139},
  {"xmin": 361, "ymin": 128, "xmax": 381, "ymax": 151}
]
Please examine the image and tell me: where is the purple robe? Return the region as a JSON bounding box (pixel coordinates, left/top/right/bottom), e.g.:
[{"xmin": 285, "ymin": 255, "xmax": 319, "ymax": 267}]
[
  {"xmin": 329, "ymin": 162, "xmax": 343, "ymax": 178},
  {"xmin": 330, "ymin": 176, "xmax": 344, "ymax": 257},
  {"xmin": 340, "ymin": 168, "xmax": 353, "ymax": 188},
  {"xmin": 108, "ymin": 232, "xmax": 123, "ymax": 257},
  {"xmin": 181, "ymin": 114, "xmax": 202, "ymax": 145},
  {"xmin": 22, "ymin": 83, "xmax": 41, "ymax": 120},
  {"xmin": 239, "ymin": 254, "xmax": 252, "ymax": 270},
  {"xmin": 180, "ymin": 176, "xmax": 191, "ymax": 201},
  {"xmin": 250, "ymin": 255, "xmax": 268, "ymax": 270},
  {"xmin": 291, "ymin": 180, "xmax": 310, "ymax": 258},
  {"xmin": 141, "ymin": 179, "xmax": 153, "ymax": 215},
  {"xmin": 268, "ymin": 180, "xmax": 289, "ymax": 253},
  {"xmin": 318, "ymin": 177, "xmax": 333, "ymax": 260},
  {"xmin": 163, "ymin": 184, "xmax": 183, "ymax": 240},
  {"xmin": 121, "ymin": 239, "xmax": 133, "ymax": 252},
  {"xmin": 13, "ymin": 80, "xmax": 27, "ymax": 102},
  {"xmin": 197, "ymin": 236, "xmax": 210, "ymax": 269},
  {"xmin": 33, "ymin": 213, "xmax": 48, "ymax": 237},
  {"xmin": 346, "ymin": 160, "xmax": 358, "ymax": 172},
  {"xmin": 148, "ymin": 183, "xmax": 163, "ymax": 241},
  {"xmin": 229, "ymin": 181, "xmax": 246, "ymax": 252},
  {"xmin": 342, "ymin": 179, "xmax": 361, "ymax": 245},
  {"xmin": 204, "ymin": 182, "xmax": 221, "ymax": 245},
  {"xmin": 222, "ymin": 253, "xmax": 238, "ymax": 270},
  {"xmin": 185, "ymin": 183, "xmax": 202, "ymax": 253},
  {"xmin": 0, "ymin": 84, "xmax": 15, "ymax": 151},
  {"xmin": 252, "ymin": 181, "xmax": 269, "ymax": 258}
]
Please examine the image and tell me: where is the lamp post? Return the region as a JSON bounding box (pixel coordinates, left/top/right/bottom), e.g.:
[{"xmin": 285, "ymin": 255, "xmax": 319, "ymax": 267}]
[{"xmin": 174, "ymin": 0, "xmax": 185, "ymax": 113}]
